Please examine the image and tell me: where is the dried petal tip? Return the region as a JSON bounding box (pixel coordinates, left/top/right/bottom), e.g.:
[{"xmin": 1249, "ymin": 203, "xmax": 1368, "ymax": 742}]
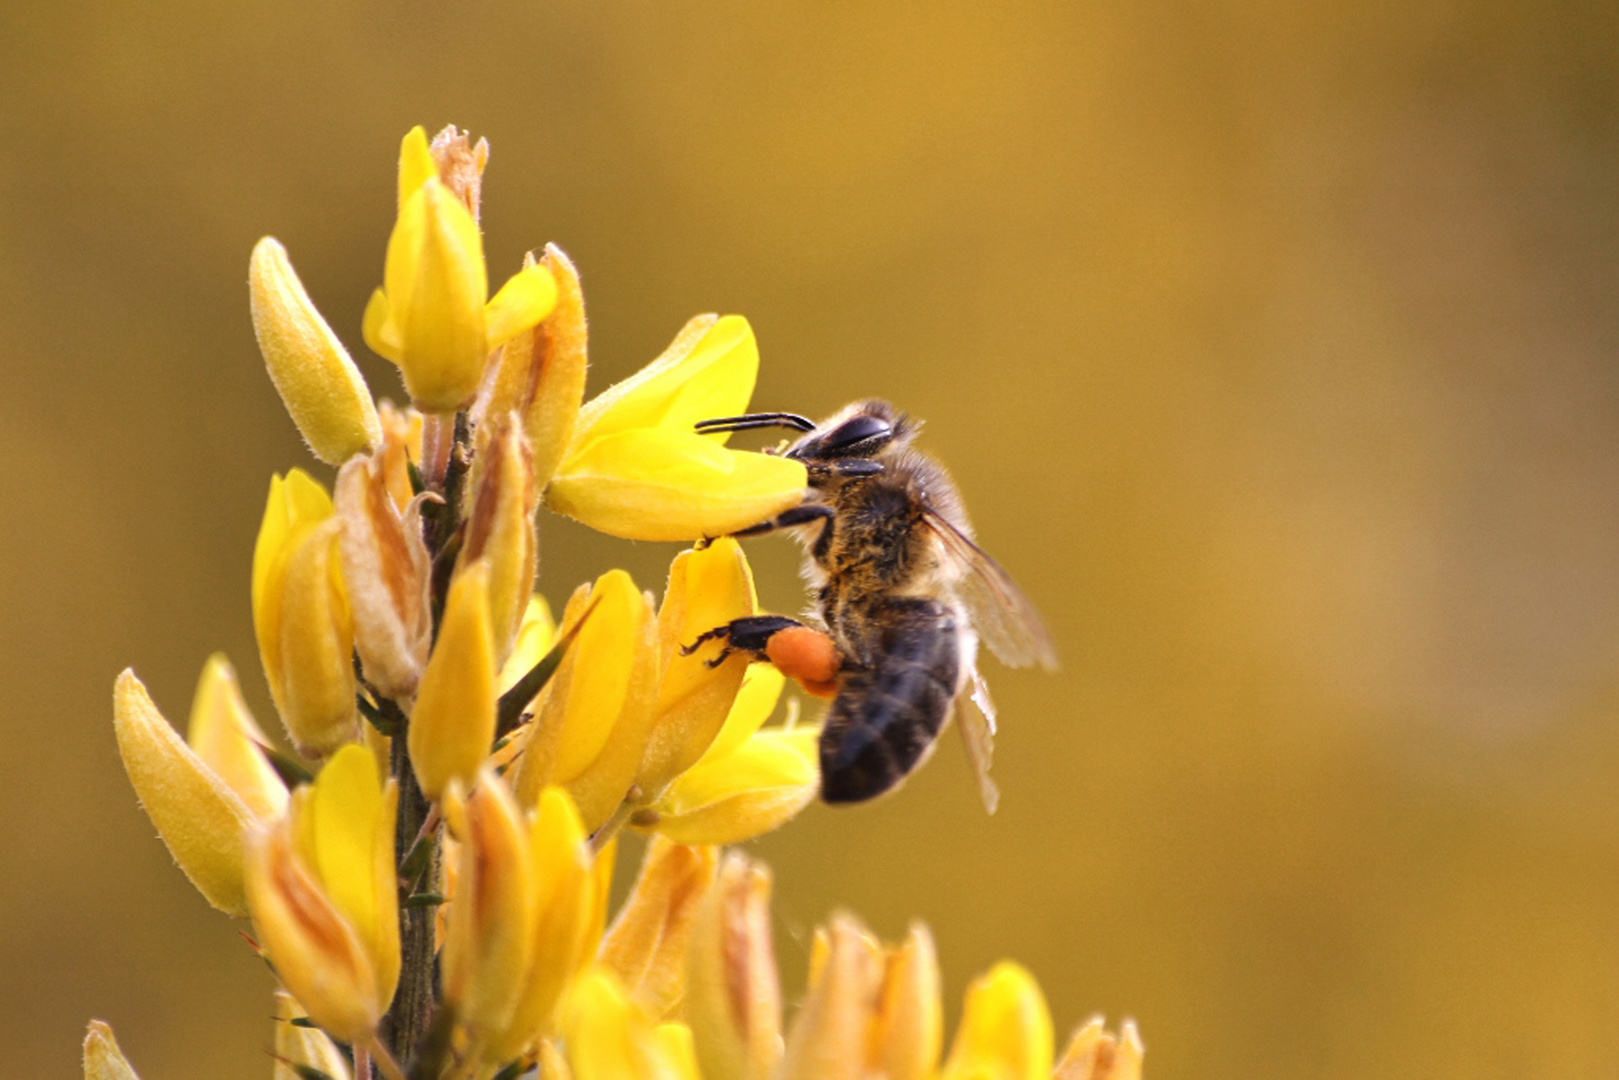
[
  {"xmin": 250, "ymin": 237, "xmax": 382, "ymax": 465},
  {"xmin": 83, "ymin": 1020, "xmax": 141, "ymax": 1080},
  {"xmin": 1053, "ymin": 1017, "xmax": 1144, "ymax": 1080}
]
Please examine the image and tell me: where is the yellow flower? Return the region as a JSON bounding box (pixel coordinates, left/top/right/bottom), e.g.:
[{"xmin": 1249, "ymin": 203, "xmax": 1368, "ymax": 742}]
[
  {"xmin": 249, "ymin": 236, "xmax": 382, "ymax": 465},
  {"xmin": 82, "ymin": 1020, "xmax": 141, "ymax": 1080},
  {"xmin": 186, "ymin": 653, "xmax": 289, "ymax": 823},
  {"xmin": 870, "ymin": 924, "xmax": 944, "ymax": 1080},
  {"xmin": 636, "ymin": 538, "xmax": 758, "ymax": 795},
  {"xmin": 480, "ymin": 786, "xmax": 606, "ymax": 1063},
  {"xmin": 598, "ymin": 838, "xmax": 718, "ymax": 1019},
  {"xmin": 112, "ymin": 668, "xmax": 268, "ymax": 915},
  {"xmin": 562, "ymin": 967, "xmax": 703, "ymax": 1080},
  {"xmin": 778, "ymin": 913, "xmax": 882, "ymax": 1080},
  {"xmin": 441, "ymin": 773, "xmax": 537, "ymax": 1039},
  {"xmin": 251, "ymin": 470, "xmax": 357, "ymax": 756},
  {"xmin": 408, "ymin": 560, "xmax": 497, "ymax": 800},
  {"xmin": 545, "ymin": 314, "xmax": 807, "ymax": 541},
  {"xmin": 245, "ymin": 744, "xmax": 400, "ymax": 1043},
  {"xmin": 362, "ymin": 126, "xmax": 557, "ymax": 413},
  {"xmin": 938, "ymin": 961, "xmax": 1054, "ymax": 1080},
  {"xmin": 684, "ymin": 853, "xmax": 783, "ymax": 1080},
  {"xmin": 635, "ymin": 666, "xmax": 819, "ymax": 846},
  {"xmin": 508, "ymin": 570, "xmax": 661, "ymax": 833}
]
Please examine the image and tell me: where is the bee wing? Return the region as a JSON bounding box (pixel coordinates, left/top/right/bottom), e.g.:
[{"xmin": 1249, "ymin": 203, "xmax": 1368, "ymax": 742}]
[
  {"xmin": 956, "ymin": 665, "xmax": 1000, "ymax": 814},
  {"xmin": 924, "ymin": 509, "xmax": 1059, "ymax": 670}
]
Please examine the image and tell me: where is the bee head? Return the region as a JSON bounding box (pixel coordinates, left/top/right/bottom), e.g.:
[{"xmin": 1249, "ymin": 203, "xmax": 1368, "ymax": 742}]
[{"xmin": 790, "ymin": 400, "xmax": 916, "ymax": 462}]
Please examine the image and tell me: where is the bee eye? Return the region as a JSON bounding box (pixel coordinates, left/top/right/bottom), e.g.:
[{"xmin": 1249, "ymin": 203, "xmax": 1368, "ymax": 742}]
[{"xmin": 820, "ymin": 414, "xmax": 892, "ymax": 455}]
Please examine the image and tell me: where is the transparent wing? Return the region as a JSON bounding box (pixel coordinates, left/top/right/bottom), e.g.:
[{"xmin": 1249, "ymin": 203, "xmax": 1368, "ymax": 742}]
[
  {"xmin": 955, "ymin": 665, "xmax": 1000, "ymax": 814},
  {"xmin": 924, "ymin": 509, "xmax": 1059, "ymax": 670}
]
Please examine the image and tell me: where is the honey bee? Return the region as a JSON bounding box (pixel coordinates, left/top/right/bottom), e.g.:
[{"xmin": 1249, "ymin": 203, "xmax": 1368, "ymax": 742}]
[{"xmin": 685, "ymin": 400, "xmax": 1057, "ymax": 809}]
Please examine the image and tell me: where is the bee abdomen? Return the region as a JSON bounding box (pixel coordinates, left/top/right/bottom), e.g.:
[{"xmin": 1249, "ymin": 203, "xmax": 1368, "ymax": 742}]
[{"xmin": 820, "ymin": 598, "xmax": 961, "ymax": 803}]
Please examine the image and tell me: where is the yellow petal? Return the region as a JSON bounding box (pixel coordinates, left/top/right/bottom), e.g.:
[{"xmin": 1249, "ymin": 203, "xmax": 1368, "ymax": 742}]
[
  {"xmin": 646, "ymin": 728, "xmax": 819, "ymax": 846},
  {"xmin": 939, "ymin": 962, "xmax": 1054, "ymax": 1080},
  {"xmin": 251, "ymin": 470, "xmax": 335, "ymax": 680},
  {"xmin": 638, "ymin": 540, "xmax": 756, "ymax": 794},
  {"xmin": 777, "ymin": 914, "xmax": 882, "ymax": 1080},
  {"xmin": 396, "ymin": 125, "xmax": 436, "ymax": 209},
  {"xmin": 381, "ymin": 178, "xmax": 490, "ymax": 412},
  {"xmin": 273, "ymin": 991, "xmax": 353, "ymax": 1080},
  {"xmin": 571, "ymin": 314, "xmax": 756, "ymax": 442},
  {"xmin": 699, "ymin": 664, "xmax": 786, "ymax": 766},
  {"xmin": 409, "ymin": 561, "xmax": 498, "ymax": 799},
  {"xmin": 460, "ymin": 416, "xmax": 539, "ymax": 668},
  {"xmin": 83, "ymin": 1020, "xmax": 141, "ymax": 1080},
  {"xmin": 547, "ymin": 427, "xmax": 807, "ymax": 542},
  {"xmin": 186, "ymin": 654, "xmax": 288, "ymax": 823},
  {"xmin": 361, "ymin": 287, "xmax": 400, "ymax": 364},
  {"xmin": 273, "ymin": 518, "xmax": 358, "ymax": 755},
  {"xmin": 245, "ymin": 822, "xmax": 384, "ymax": 1043},
  {"xmin": 250, "ymin": 237, "xmax": 382, "ymax": 465},
  {"xmin": 442, "ymin": 775, "xmax": 536, "ymax": 1036},
  {"xmin": 872, "ymin": 924, "xmax": 943, "ymax": 1080},
  {"xmin": 685, "ymin": 854, "xmax": 782, "ymax": 1080},
  {"xmin": 652, "ymin": 1022, "xmax": 705, "ymax": 1080},
  {"xmin": 485, "ymin": 786, "xmax": 597, "ymax": 1061},
  {"xmin": 598, "ymin": 839, "xmax": 718, "ymax": 1019},
  {"xmin": 1052, "ymin": 1018, "xmax": 1144, "ymax": 1080},
  {"xmin": 563, "ymin": 967, "xmax": 692, "ymax": 1080},
  {"xmin": 113, "ymin": 670, "xmax": 258, "ymax": 915},
  {"xmin": 295, "ymin": 745, "xmax": 401, "ymax": 1005},
  {"xmin": 497, "ymin": 594, "xmax": 556, "ymax": 696},
  {"xmin": 485, "ymin": 261, "xmax": 559, "ymax": 349}
]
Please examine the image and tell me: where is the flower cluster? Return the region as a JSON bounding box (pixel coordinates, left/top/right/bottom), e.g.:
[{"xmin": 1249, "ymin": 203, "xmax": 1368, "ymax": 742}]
[{"xmin": 93, "ymin": 125, "xmax": 1142, "ymax": 1079}]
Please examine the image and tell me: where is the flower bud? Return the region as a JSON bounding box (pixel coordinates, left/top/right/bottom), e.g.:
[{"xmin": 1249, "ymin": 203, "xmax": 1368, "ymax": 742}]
[
  {"xmin": 442, "ymin": 774, "xmax": 536, "ymax": 1036},
  {"xmin": 1053, "ymin": 1018, "xmax": 1144, "ymax": 1080},
  {"xmin": 460, "ymin": 414, "xmax": 538, "ymax": 667},
  {"xmin": 562, "ymin": 967, "xmax": 698, "ymax": 1080},
  {"xmin": 871, "ymin": 924, "xmax": 943, "ymax": 1080},
  {"xmin": 336, "ymin": 451, "xmax": 431, "ymax": 698},
  {"xmin": 249, "ymin": 236, "xmax": 382, "ymax": 465},
  {"xmin": 409, "ymin": 560, "xmax": 497, "ymax": 800},
  {"xmin": 778, "ymin": 913, "xmax": 883, "ymax": 1080},
  {"xmin": 599, "ymin": 838, "xmax": 718, "ymax": 1019},
  {"xmin": 939, "ymin": 961, "xmax": 1054, "ymax": 1080},
  {"xmin": 545, "ymin": 315, "xmax": 807, "ymax": 542},
  {"xmin": 684, "ymin": 854, "xmax": 783, "ymax": 1080},
  {"xmin": 247, "ymin": 745, "xmax": 400, "ymax": 1043},
  {"xmin": 113, "ymin": 669, "xmax": 259, "ymax": 915},
  {"xmin": 251, "ymin": 470, "xmax": 357, "ymax": 756},
  {"xmin": 83, "ymin": 1020, "xmax": 141, "ymax": 1080}
]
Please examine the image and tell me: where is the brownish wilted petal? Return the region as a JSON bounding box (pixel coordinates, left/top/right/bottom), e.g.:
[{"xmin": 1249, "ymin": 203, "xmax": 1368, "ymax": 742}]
[
  {"xmin": 460, "ymin": 414, "xmax": 538, "ymax": 668},
  {"xmin": 336, "ymin": 451, "xmax": 431, "ymax": 698},
  {"xmin": 1053, "ymin": 1018, "xmax": 1144, "ymax": 1080},
  {"xmin": 429, "ymin": 125, "xmax": 488, "ymax": 221}
]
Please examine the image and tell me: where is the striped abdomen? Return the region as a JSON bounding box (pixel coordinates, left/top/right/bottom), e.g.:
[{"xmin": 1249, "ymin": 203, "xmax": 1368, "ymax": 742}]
[{"xmin": 820, "ymin": 597, "xmax": 962, "ymax": 803}]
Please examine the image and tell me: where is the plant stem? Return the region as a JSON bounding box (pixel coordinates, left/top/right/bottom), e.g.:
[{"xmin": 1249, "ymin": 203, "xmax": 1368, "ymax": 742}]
[{"xmin": 383, "ymin": 714, "xmax": 438, "ymax": 1064}]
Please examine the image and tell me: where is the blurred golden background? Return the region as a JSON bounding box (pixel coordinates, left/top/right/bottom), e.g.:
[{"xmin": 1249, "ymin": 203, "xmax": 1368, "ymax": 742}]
[{"xmin": 5, "ymin": 0, "xmax": 1618, "ymax": 1075}]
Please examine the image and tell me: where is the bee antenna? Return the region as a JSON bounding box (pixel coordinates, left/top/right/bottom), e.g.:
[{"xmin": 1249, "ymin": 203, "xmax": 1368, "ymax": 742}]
[{"xmin": 694, "ymin": 412, "xmax": 817, "ymax": 434}]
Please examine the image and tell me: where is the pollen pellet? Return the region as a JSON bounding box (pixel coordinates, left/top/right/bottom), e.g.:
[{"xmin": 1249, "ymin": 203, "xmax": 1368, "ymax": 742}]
[{"xmin": 765, "ymin": 626, "xmax": 840, "ymax": 693}]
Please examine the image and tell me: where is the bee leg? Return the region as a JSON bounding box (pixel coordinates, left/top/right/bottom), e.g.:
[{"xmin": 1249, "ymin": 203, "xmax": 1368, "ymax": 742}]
[
  {"xmin": 725, "ymin": 504, "xmax": 834, "ymax": 540},
  {"xmin": 803, "ymin": 459, "xmax": 884, "ymax": 481},
  {"xmin": 682, "ymin": 614, "xmax": 808, "ymax": 668}
]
